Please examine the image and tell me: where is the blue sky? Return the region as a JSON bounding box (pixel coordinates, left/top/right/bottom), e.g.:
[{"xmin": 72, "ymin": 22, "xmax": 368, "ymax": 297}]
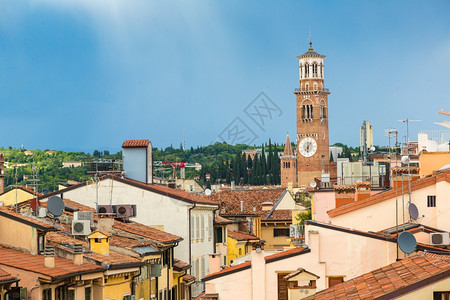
[{"xmin": 1, "ymin": 0, "xmax": 449, "ymax": 152}]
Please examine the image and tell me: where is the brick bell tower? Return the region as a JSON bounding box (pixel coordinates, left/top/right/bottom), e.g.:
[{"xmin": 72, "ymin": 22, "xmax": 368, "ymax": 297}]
[{"xmin": 295, "ymin": 42, "xmax": 330, "ymax": 187}]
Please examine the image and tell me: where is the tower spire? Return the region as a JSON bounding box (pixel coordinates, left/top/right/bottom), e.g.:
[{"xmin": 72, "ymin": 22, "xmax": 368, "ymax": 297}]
[{"xmin": 284, "ymin": 133, "xmax": 293, "ymax": 156}]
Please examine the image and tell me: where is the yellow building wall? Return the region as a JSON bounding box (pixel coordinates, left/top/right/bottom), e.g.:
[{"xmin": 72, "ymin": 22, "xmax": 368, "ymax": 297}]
[
  {"xmin": 88, "ymin": 232, "xmax": 110, "ymax": 256},
  {"xmin": 227, "ymin": 237, "xmax": 246, "ymax": 265},
  {"xmin": 261, "ymin": 224, "xmax": 291, "ymax": 250},
  {"xmin": 419, "ymin": 152, "xmax": 450, "ymax": 177},
  {"xmin": 103, "ymin": 275, "xmax": 133, "ymax": 300},
  {"xmin": 0, "ymin": 189, "xmax": 34, "ymax": 206},
  {"xmin": 0, "ymin": 216, "xmax": 38, "ymax": 254},
  {"xmin": 395, "ymin": 277, "xmax": 450, "ymax": 300}
]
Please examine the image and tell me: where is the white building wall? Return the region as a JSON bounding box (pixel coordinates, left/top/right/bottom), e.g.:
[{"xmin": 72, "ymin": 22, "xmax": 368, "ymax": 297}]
[
  {"xmin": 330, "ymin": 180, "xmax": 450, "ymax": 232},
  {"xmin": 58, "ymin": 179, "xmax": 217, "ymax": 267},
  {"xmin": 122, "ymin": 147, "xmax": 149, "ymax": 184}
]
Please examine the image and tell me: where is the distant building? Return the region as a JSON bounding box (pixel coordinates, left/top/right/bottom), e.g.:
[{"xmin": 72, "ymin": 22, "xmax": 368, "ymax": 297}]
[
  {"xmin": 62, "ymin": 161, "xmax": 84, "ymax": 168},
  {"xmin": 242, "ymin": 149, "xmax": 262, "ymax": 161},
  {"xmin": 360, "ymin": 120, "xmax": 373, "ymax": 155}
]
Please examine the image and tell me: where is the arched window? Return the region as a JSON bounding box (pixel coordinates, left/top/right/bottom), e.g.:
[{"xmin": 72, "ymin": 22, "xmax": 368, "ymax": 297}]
[
  {"xmin": 320, "ymin": 100, "xmax": 327, "ymax": 119},
  {"xmin": 313, "ymin": 83, "xmax": 318, "ymax": 90},
  {"xmin": 299, "ymin": 64, "xmax": 303, "ymax": 79},
  {"xmin": 302, "ymin": 102, "xmax": 314, "ymax": 120},
  {"xmin": 305, "ymin": 83, "xmax": 309, "ymax": 91},
  {"xmin": 312, "ymin": 64, "xmax": 318, "ymax": 77},
  {"xmin": 320, "ymin": 63, "xmax": 323, "ymax": 78},
  {"xmin": 305, "ymin": 64, "xmax": 309, "ymax": 78}
]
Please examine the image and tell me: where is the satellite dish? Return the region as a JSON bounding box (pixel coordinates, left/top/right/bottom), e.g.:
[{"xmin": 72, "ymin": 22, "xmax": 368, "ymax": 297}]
[
  {"xmin": 205, "ymin": 189, "xmax": 211, "ymax": 196},
  {"xmin": 370, "ymin": 146, "xmax": 376, "ymax": 152},
  {"xmin": 398, "ymin": 231, "xmax": 417, "ymax": 254},
  {"xmin": 309, "ymin": 181, "xmax": 317, "ymax": 188},
  {"xmin": 408, "ymin": 203, "xmax": 419, "ymax": 220},
  {"xmin": 47, "ymin": 196, "xmax": 65, "ymax": 217}
]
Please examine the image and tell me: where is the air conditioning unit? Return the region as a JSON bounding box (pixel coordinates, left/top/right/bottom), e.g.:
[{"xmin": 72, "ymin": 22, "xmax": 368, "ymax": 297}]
[
  {"xmin": 97, "ymin": 205, "xmax": 114, "ymax": 215},
  {"xmin": 430, "ymin": 232, "xmax": 450, "ymax": 246},
  {"xmin": 115, "ymin": 205, "xmax": 134, "ymax": 218},
  {"xmin": 72, "ymin": 220, "xmax": 91, "ymax": 236},
  {"xmin": 74, "ymin": 211, "xmax": 94, "ymax": 227}
]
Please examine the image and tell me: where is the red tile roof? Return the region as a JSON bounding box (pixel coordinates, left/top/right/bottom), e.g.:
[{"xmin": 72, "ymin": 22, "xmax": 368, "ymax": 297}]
[
  {"xmin": 174, "ymin": 258, "xmax": 190, "ymax": 271},
  {"xmin": 46, "ymin": 231, "xmax": 141, "ymax": 266},
  {"xmin": 41, "ymin": 174, "xmax": 217, "ymax": 206},
  {"xmin": 113, "ymin": 220, "xmax": 182, "ymax": 244},
  {"xmin": 264, "ymin": 247, "xmax": 307, "ymax": 262},
  {"xmin": 0, "ymin": 267, "xmax": 18, "ymax": 284},
  {"xmin": 208, "ymin": 189, "xmax": 286, "ymax": 216},
  {"xmin": 215, "ymin": 215, "xmax": 233, "ymax": 225},
  {"xmin": 0, "ymin": 246, "xmax": 103, "ymax": 281},
  {"xmin": 227, "ymin": 230, "xmax": 259, "ymax": 241},
  {"xmin": 122, "ymin": 139, "xmax": 150, "ymax": 148},
  {"xmin": 305, "ymin": 254, "xmax": 450, "ymax": 300},
  {"xmin": 328, "ymin": 169, "xmax": 450, "ymax": 218},
  {"xmin": 202, "ymin": 261, "xmax": 252, "ymax": 281},
  {"xmin": 264, "ymin": 209, "xmax": 293, "ymax": 221},
  {"xmin": 0, "ymin": 206, "xmax": 56, "ymax": 231}
]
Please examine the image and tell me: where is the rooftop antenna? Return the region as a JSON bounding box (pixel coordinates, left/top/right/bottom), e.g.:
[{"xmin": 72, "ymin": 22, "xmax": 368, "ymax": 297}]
[{"xmin": 398, "ymin": 118, "xmax": 422, "ymax": 210}]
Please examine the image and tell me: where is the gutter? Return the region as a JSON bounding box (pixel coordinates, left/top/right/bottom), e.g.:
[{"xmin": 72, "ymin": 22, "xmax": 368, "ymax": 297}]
[
  {"xmin": 108, "ymin": 261, "xmax": 145, "ymax": 270},
  {"xmin": 188, "ymin": 203, "xmax": 196, "ymax": 271},
  {"xmin": 52, "ymin": 268, "xmax": 105, "ymax": 281}
]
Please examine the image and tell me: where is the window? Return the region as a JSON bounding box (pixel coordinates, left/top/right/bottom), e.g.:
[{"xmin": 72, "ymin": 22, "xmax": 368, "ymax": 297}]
[
  {"xmin": 302, "ymin": 104, "xmax": 313, "ymax": 120},
  {"xmin": 43, "ymin": 288, "xmax": 52, "ymax": 300},
  {"xmin": 312, "ymin": 64, "xmax": 318, "ymax": 77},
  {"xmin": 328, "ymin": 276, "xmax": 344, "ymax": 287},
  {"xmin": 305, "ymin": 64, "xmax": 309, "ymax": 78},
  {"xmin": 201, "ymin": 256, "xmax": 205, "ymax": 278},
  {"xmin": 208, "ymin": 215, "xmax": 213, "ymax": 239},
  {"xmin": 38, "ymin": 233, "xmax": 45, "ymax": 254},
  {"xmin": 191, "ymin": 216, "xmax": 194, "ymax": 241},
  {"xmin": 273, "ymin": 228, "xmax": 290, "ymax": 237},
  {"xmin": 196, "ymin": 216, "xmax": 200, "ymax": 240},
  {"xmin": 216, "ymin": 227, "xmax": 223, "ymax": 243},
  {"xmin": 427, "ymin": 195, "xmax": 436, "ymax": 207},
  {"xmin": 195, "ymin": 259, "xmax": 199, "ymax": 279},
  {"xmin": 201, "ymin": 215, "xmax": 205, "ymax": 239},
  {"xmin": 85, "ymin": 287, "xmax": 91, "ymax": 300},
  {"xmin": 433, "ymin": 291, "xmax": 450, "ymax": 300}
]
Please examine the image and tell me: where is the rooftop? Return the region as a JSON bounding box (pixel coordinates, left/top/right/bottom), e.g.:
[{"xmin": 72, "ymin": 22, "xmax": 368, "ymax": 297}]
[
  {"xmin": 0, "ymin": 246, "xmax": 103, "ymax": 281},
  {"xmin": 122, "ymin": 139, "xmax": 150, "ymax": 148},
  {"xmin": 305, "ymin": 254, "xmax": 450, "ymax": 299},
  {"xmin": 0, "ymin": 267, "xmax": 18, "ymax": 284},
  {"xmin": 328, "ymin": 169, "xmax": 450, "ymax": 218},
  {"xmin": 113, "ymin": 220, "xmax": 183, "ymax": 244},
  {"xmin": 227, "ymin": 230, "xmax": 259, "ymax": 241},
  {"xmin": 202, "ymin": 261, "xmax": 252, "ymax": 281},
  {"xmin": 0, "ymin": 206, "xmax": 57, "ymax": 231},
  {"xmin": 208, "ymin": 189, "xmax": 287, "ymax": 216}
]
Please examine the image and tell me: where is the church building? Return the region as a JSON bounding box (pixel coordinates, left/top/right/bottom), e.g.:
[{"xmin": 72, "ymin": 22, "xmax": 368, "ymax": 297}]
[{"xmin": 281, "ymin": 43, "xmax": 334, "ymax": 188}]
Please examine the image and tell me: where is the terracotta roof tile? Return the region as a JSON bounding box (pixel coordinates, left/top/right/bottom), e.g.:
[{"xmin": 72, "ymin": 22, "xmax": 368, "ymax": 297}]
[
  {"xmin": 0, "ymin": 206, "xmax": 57, "ymax": 230},
  {"xmin": 227, "ymin": 230, "xmax": 259, "ymax": 241},
  {"xmin": 328, "ymin": 169, "xmax": 450, "ymax": 218},
  {"xmin": 215, "ymin": 215, "xmax": 233, "ymax": 225},
  {"xmin": 122, "ymin": 139, "xmax": 149, "ymax": 148},
  {"xmin": 0, "ymin": 267, "xmax": 18, "ymax": 283},
  {"xmin": 0, "ymin": 246, "xmax": 103, "ymax": 280},
  {"xmin": 203, "ymin": 261, "xmax": 252, "ymax": 281},
  {"xmin": 208, "ymin": 189, "xmax": 286, "ymax": 216},
  {"xmin": 46, "ymin": 231, "xmax": 141, "ymax": 266},
  {"xmin": 113, "ymin": 220, "xmax": 182, "ymax": 244},
  {"xmin": 40, "ymin": 174, "xmax": 219, "ymax": 206},
  {"xmin": 264, "ymin": 247, "xmax": 306, "ymax": 261},
  {"xmin": 305, "ymin": 254, "xmax": 450, "ymax": 300},
  {"xmin": 174, "ymin": 258, "xmax": 190, "ymax": 271},
  {"xmin": 264, "ymin": 209, "xmax": 293, "ymax": 221}
]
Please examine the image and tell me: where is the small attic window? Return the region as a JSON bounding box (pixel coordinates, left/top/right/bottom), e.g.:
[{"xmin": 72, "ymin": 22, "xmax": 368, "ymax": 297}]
[{"xmin": 95, "ymin": 238, "xmax": 102, "ymax": 243}]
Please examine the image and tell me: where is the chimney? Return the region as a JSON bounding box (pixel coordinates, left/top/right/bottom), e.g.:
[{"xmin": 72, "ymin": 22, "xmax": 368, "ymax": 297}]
[
  {"xmin": 73, "ymin": 244, "xmax": 83, "ymax": 265},
  {"xmin": 334, "ymin": 184, "xmax": 356, "ymax": 208},
  {"xmin": 240, "ymin": 200, "xmax": 244, "ymax": 213},
  {"xmin": 44, "ymin": 245, "xmax": 55, "ymax": 268},
  {"xmin": 96, "ymin": 217, "xmax": 114, "ymax": 232},
  {"xmin": 250, "ymin": 240, "xmax": 266, "ymax": 300},
  {"xmin": 355, "ymin": 182, "xmax": 371, "ymax": 201},
  {"xmin": 261, "ymin": 202, "xmax": 273, "ymax": 211},
  {"xmin": 209, "ymin": 253, "xmax": 221, "ymax": 274}
]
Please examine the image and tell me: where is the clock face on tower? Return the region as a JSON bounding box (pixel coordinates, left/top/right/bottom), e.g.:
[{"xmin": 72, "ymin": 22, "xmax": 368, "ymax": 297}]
[{"xmin": 299, "ymin": 137, "xmax": 317, "ymax": 158}]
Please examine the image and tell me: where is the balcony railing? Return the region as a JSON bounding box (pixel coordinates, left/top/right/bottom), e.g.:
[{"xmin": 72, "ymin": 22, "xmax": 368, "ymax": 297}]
[{"xmin": 295, "ymin": 88, "xmax": 329, "ymax": 92}]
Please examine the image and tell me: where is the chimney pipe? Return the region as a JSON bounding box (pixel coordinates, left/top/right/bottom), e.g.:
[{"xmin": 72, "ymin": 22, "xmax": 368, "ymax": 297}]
[
  {"xmin": 73, "ymin": 244, "xmax": 83, "ymax": 265},
  {"xmin": 44, "ymin": 245, "xmax": 55, "ymax": 268}
]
